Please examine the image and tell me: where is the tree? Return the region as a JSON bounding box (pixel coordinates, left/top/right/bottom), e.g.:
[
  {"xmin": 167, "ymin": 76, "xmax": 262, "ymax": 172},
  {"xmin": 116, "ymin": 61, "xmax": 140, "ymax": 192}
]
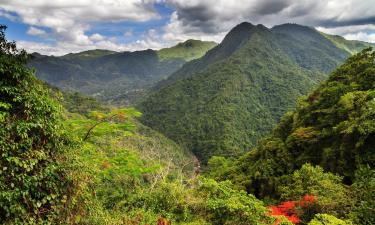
[
  {"xmin": 197, "ymin": 178, "xmax": 272, "ymax": 225},
  {"xmin": 308, "ymin": 214, "xmax": 353, "ymax": 225},
  {"xmin": 349, "ymin": 165, "xmax": 375, "ymax": 225},
  {"xmin": 278, "ymin": 164, "xmax": 353, "ymax": 221},
  {"xmin": 82, "ymin": 108, "xmax": 141, "ymax": 141},
  {"xmin": 0, "ymin": 25, "xmax": 70, "ymax": 223}
]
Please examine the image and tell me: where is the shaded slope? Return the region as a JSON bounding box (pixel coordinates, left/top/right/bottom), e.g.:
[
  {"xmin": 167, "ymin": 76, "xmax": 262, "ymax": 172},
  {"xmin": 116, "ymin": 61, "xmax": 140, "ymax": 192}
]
[{"xmin": 271, "ymin": 24, "xmax": 349, "ymax": 73}]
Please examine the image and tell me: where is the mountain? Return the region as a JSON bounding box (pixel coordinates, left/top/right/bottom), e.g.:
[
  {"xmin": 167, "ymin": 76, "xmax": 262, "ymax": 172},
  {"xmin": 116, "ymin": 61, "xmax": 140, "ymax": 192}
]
[
  {"xmin": 223, "ymin": 48, "xmax": 375, "ymax": 198},
  {"xmin": 28, "ymin": 40, "xmax": 216, "ymax": 105},
  {"xmin": 139, "ymin": 22, "xmax": 372, "ymax": 163}
]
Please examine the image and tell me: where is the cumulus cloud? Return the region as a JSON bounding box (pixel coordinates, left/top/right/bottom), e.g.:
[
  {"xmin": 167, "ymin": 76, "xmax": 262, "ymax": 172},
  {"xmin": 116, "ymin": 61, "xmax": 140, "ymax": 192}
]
[
  {"xmin": 26, "ymin": 26, "xmax": 47, "ymax": 37},
  {"xmin": 162, "ymin": 0, "xmax": 375, "ymax": 43},
  {"xmin": 17, "ymin": 27, "xmax": 168, "ymax": 56},
  {"xmin": 89, "ymin": 33, "xmax": 105, "ymax": 42},
  {"xmin": 1, "ymin": 0, "xmax": 374, "ymax": 55},
  {"xmin": 0, "ymin": 0, "xmax": 162, "ymax": 53}
]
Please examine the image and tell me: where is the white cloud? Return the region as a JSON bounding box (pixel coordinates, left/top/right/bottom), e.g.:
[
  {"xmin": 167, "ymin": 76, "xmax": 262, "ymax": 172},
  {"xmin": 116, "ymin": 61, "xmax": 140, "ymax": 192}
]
[
  {"xmin": 0, "ymin": 0, "xmax": 161, "ymax": 50},
  {"xmin": 124, "ymin": 30, "xmax": 133, "ymax": 37},
  {"xmin": 344, "ymin": 32, "xmax": 375, "ymax": 43},
  {"xmin": 18, "ymin": 27, "xmax": 169, "ymax": 56},
  {"xmin": 89, "ymin": 33, "xmax": 105, "ymax": 42},
  {"xmin": 316, "ymin": 24, "xmax": 375, "ymax": 43},
  {"xmin": 26, "ymin": 26, "xmax": 47, "ymax": 37},
  {"xmin": 316, "ymin": 25, "xmax": 375, "ymax": 36},
  {"xmin": 2, "ymin": 0, "xmax": 375, "ymax": 54},
  {"xmin": 163, "ymin": 0, "xmax": 375, "ymax": 43}
]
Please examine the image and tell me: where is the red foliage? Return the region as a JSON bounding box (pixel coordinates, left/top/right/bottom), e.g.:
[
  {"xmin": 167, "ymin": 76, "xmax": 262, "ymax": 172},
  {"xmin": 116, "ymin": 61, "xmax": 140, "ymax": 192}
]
[
  {"xmin": 157, "ymin": 217, "xmax": 171, "ymax": 225},
  {"xmin": 269, "ymin": 195, "xmax": 316, "ymax": 224}
]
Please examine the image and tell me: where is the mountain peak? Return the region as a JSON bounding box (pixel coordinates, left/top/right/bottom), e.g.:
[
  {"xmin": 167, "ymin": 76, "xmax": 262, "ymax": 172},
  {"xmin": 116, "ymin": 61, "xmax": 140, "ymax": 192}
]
[
  {"xmin": 234, "ymin": 22, "xmax": 255, "ymax": 29},
  {"xmin": 217, "ymin": 22, "xmax": 267, "ymax": 56}
]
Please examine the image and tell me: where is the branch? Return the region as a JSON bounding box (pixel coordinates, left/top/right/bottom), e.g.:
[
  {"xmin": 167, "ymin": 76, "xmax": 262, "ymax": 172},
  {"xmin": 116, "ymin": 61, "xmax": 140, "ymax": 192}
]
[{"xmin": 83, "ymin": 114, "xmax": 118, "ymax": 141}]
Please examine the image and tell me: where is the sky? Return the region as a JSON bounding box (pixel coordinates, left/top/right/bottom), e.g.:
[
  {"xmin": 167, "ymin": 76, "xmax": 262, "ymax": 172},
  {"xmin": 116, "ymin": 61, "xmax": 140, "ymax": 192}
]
[{"xmin": 0, "ymin": 0, "xmax": 374, "ymax": 56}]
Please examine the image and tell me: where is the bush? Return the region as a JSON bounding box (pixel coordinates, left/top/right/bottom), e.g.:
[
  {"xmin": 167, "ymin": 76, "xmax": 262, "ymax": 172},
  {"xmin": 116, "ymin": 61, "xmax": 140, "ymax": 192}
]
[
  {"xmin": 0, "ymin": 25, "xmax": 71, "ymax": 224},
  {"xmin": 278, "ymin": 164, "xmax": 353, "ymax": 219},
  {"xmin": 308, "ymin": 214, "xmax": 353, "ymax": 225}
]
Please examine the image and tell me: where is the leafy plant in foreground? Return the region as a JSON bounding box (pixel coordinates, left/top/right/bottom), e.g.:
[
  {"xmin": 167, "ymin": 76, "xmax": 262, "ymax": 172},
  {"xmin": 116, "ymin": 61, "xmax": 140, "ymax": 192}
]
[{"xmin": 0, "ymin": 25, "xmax": 71, "ymax": 224}]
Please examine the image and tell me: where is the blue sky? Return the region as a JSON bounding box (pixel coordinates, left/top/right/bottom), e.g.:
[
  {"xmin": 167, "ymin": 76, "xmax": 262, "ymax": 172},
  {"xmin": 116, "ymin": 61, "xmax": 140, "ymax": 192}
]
[{"xmin": 0, "ymin": 0, "xmax": 374, "ymax": 55}]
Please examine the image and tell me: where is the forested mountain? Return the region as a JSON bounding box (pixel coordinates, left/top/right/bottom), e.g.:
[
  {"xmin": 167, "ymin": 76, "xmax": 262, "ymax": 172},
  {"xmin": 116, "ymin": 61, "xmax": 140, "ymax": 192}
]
[
  {"xmin": 139, "ymin": 22, "xmax": 373, "ymax": 163},
  {"xmin": 2, "ymin": 20, "xmax": 374, "ymax": 225},
  {"xmin": 209, "ymin": 49, "xmax": 375, "ymax": 223},
  {"xmin": 29, "ymin": 40, "xmax": 216, "ymax": 105}
]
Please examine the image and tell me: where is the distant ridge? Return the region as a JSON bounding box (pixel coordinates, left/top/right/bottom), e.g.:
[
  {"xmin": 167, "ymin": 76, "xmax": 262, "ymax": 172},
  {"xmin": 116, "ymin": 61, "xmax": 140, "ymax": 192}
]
[{"xmin": 29, "ymin": 40, "xmax": 217, "ymax": 105}]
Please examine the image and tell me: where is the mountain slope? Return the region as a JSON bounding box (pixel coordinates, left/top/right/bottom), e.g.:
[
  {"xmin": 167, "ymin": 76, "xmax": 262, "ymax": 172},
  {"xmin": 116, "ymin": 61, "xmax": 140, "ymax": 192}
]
[
  {"xmin": 139, "ymin": 22, "xmax": 369, "ymax": 163},
  {"xmin": 57, "ymin": 88, "xmax": 196, "ymax": 176},
  {"xmin": 226, "ymin": 48, "xmax": 375, "ymax": 198},
  {"xmin": 157, "ymin": 39, "xmax": 217, "ymax": 61},
  {"xmin": 321, "ymin": 32, "xmax": 375, "ymax": 54},
  {"xmin": 29, "ymin": 40, "xmax": 216, "ymax": 105}
]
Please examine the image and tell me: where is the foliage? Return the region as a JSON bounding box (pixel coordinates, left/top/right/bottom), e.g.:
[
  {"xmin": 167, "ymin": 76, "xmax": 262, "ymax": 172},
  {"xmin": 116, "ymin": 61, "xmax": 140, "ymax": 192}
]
[
  {"xmin": 278, "ymin": 164, "xmax": 353, "ymax": 218},
  {"xmin": 61, "ymin": 91, "xmax": 110, "ymax": 115},
  {"xmin": 269, "ymin": 195, "xmax": 317, "ymax": 224},
  {"xmin": 0, "ymin": 25, "xmax": 71, "ymax": 224},
  {"xmin": 349, "ymin": 165, "xmax": 375, "ymax": 225},
  {"xmin": 140, "ymin": 22, "xmax": 361, "ymax": 163},
  {"xmin": 308, "ymin": 214, "xmax": 353, "ymax": 225},
  {"xmin": 206, "ymin": 156, "xmax": 234, "ymax": 179},
  {"xmin": 225, "ymin": 48, "xmax": 375, "ymax": 200},
  {"xmin": 130, "ymin": 178, "xmax": 272, "ymax": 225},
  {"xmin": 62, "ymin": 102, "xmax": 197, "ymax": 223},
  {"xmin": 197, "ymin": 178, "xmax": 272, "ymax": 225}
]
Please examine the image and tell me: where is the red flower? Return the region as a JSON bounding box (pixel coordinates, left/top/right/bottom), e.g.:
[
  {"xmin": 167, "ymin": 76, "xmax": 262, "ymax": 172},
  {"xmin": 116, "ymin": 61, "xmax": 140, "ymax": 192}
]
[{"xmin": 268, "ymin": 195, "xmax": 316, "ymax": 224}]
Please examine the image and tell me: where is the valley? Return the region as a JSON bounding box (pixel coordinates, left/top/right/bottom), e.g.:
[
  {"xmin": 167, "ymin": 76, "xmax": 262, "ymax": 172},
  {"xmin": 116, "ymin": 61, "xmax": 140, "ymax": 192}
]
[{"xmin": 1, "ymin": 17, "xmax": 374, "ymax": 225}]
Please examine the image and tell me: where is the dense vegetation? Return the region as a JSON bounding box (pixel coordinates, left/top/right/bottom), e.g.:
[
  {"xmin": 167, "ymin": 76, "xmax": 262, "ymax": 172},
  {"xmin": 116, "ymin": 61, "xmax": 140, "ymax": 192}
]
[
  {"xmin": 29, "ymin": 40, "xmax": 216, "ymax": 105},
  {"xmin": 208, "ymin": 48, "xmax": 375, "ymax": 224},
  {"xmin": 140, "ymin": 22, "xmax": 370, "ymax": 163},
  {"xmin": 0, "ymin": 25, "xmax": 71, "ymax": 224},
  {"xmin": 1, "ymin": 23, "xmax": 374, "ymax": 225}
]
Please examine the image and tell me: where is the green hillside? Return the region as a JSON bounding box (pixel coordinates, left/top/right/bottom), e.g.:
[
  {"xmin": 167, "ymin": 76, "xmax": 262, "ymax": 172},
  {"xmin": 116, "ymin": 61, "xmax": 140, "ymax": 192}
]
[
  {"xmin": 217, "ymin": 48, "xmax": 375, "ymax": 200},
  {"xmin": 55, "ymin": 88, "xmax": 195, "ymax": 176},
  {"xmin": 29, "ymin": 40, "xmax": 216, "ymax": 105},
  {"xmin": 321, "ymin": 32, "xmax": 375, "ymax": 54},
  {"xmin": 139, "ymin": 23, "xmax": 358, "ymax": 163},
  {"xmin": 157, "ymin": 39, "xmax": 217, "ymax": 61}
]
